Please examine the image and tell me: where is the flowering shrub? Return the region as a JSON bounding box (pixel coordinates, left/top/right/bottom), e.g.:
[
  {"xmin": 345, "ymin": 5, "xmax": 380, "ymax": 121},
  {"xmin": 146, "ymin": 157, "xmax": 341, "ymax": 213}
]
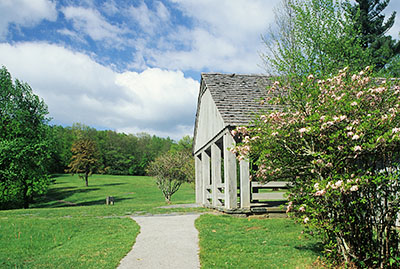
[{"xmin": 233, "ymin": 67, "xmax": 400, "ymax": 267}]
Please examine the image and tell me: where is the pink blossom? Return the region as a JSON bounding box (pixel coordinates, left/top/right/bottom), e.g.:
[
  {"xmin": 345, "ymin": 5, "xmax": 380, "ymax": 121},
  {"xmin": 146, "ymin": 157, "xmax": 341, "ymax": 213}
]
[
  {"xmin": 314, "ymin": 189, "xmax": 326, "ymax": 196},
  {"xmin": 354, "ymin": 145, "xmax": 362, "ymax": 152},
  {"xmin": 347, "ymin": 131, "xmax": 354, "ymax": 137},
  {"xmin": 352, "ymin": 134, "xmax": 360, "ymax": 140},
  {"xmin": 231, "ymin": 130, "xmax": 237, "ymax": 136},
  {"xmin": 299, "ymin": 127, "xmax": 310, "ymax": 133},
  {"xmin": 350, "ymin": 185, "xmax": 359, "ymax": 192},
  {"xmin": 356, "ymin": 91, "xmax": 364, "ymax": 98},
  {"xmin": 271, "ymin": 132, "xmax": 279, "ymax": 136},
  {"xmin": 299, "ymin": 206, "xmax": 306, "ymax": 212},
  {"xmin": 326, "ymin": 163, "xmax": 333, "ymax": 168},
  {"xmin": 335, "ymin": 180, "xmax": 343, "ymax": 188},
  {"xmin": 351, "ymin": 102, "xmax": 358, "ymax": 106}
]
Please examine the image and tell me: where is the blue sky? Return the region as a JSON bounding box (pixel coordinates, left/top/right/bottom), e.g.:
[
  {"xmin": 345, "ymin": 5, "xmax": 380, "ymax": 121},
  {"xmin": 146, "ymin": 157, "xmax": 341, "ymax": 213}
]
[{"xmin": 1, "ymin": 0, "xmax": 399, "ymax": 140}]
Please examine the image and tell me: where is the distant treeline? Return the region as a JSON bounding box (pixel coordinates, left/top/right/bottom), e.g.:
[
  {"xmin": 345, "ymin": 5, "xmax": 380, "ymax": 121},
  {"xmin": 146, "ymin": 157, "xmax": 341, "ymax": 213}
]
[{"xmin": 49, "ymin": 123, "xmax": 185, "ymax": 176}]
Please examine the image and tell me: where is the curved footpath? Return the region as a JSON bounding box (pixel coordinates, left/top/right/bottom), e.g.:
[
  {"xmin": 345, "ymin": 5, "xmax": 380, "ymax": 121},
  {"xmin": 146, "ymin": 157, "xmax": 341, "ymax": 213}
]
[{"xmin": 118, "ymin": 213, "xmax": 201, "ymax": 269}]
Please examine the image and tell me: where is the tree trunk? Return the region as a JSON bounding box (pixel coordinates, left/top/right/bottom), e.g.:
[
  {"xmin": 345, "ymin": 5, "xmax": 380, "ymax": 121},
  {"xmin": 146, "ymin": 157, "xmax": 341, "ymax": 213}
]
[
  {"xmin": 85, "ymin": 172, "xmax": 89, "ymax": 187},
  {"xmin": 23, "ymin": 185, "xmax": 29, "ymax": 209}
]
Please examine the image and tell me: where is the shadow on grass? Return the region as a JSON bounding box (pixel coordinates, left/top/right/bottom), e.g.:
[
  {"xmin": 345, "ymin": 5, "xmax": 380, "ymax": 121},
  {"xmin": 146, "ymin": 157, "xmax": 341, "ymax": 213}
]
[
  {"xmin": 33, "ymin": 187, "xmax": 101, "ymax": 208},
  {"xmin": 294, "ymin": 241, "xmax": 324, "ymax": 256},
  {"xmin": 77, "ymin": 196, "xmax": 134, "ymax": 206},
  {"xmin": 99, "ymin": 183, "xmax": 127, "ymax": 187}
]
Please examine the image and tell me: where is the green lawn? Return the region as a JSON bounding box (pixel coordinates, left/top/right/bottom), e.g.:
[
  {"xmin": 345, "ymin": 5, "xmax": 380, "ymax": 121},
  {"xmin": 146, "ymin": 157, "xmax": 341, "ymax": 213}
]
[
  {"xmin": 0, "ymin": 174, "xmax": 322, "ymax": 268},
  {"xmin": 0, "ymin": 174, "xmax": 200, "ymax": 268},
  {"xmin": 196, "ymin": 215, "xmax": 322, "ymax": 268}
]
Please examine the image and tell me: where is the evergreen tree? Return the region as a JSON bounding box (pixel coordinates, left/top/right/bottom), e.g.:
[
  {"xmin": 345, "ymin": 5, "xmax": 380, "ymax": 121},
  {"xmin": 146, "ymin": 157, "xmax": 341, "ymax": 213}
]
[{"xmin": 345, "ymin": 0, "xmax": 400, "ymax": 70}]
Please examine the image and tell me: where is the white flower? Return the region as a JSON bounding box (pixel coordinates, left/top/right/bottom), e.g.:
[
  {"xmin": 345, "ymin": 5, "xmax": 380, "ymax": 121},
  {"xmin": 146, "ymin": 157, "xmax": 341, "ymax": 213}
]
[
  {"xmin": 351, "ymin": 102, "xmax": 358, "ymax": 106},
  {"xmin": 392, "ymin": 128, "xmax": 400, "ymax": 134},
  {"xmin": 335, "ymin": 180, "xmax": 343, "ymax": 188},
  {"xmin": 303, "ymin": 217, "xmax": 310, "ymax": 224},
  {"xmin": 350, "ymin": 185, "xmax": 359, "ymax": 192},
  {"xmin": 299, "ymin": 127, "xmax": 310, "ymax": 133},
  {"xmin": 314, "ymin": 189, "xmax": 326, "ymax": 196},
  {"xmin": 352, "ymin": 134, "xmax": 360, "ymax": 140},
  {"xmin": 354, "ymin": 145, "xmax": 362, "ymax": 152}
]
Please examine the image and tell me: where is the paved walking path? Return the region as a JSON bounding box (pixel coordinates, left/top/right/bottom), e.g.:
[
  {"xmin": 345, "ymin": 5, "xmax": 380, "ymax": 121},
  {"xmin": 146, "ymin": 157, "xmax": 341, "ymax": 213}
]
[{"xmin": 118, "ymin": 213, "xmax": 201, "ymax": 269}]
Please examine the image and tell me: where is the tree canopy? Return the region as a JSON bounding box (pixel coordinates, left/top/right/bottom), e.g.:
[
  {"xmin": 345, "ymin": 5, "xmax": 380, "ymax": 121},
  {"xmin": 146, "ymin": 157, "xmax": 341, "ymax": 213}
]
[
  {"xmin": 147, "ymin": 138, "xmax": 194, "ymax": 203},
  {"xmin": 0, "ymin": 66, "xmax": 53, "ymax": 209},
  {"xmin": 264, "ymin": 0, "xmax": 399, "ymax": 77},
  {"xmin": 345, "ymin": 0, "xmax": 400, "ymax": 71},
  {"xmin": 66, "ymin": 138, "xmax": 100, "ymax": 187}
]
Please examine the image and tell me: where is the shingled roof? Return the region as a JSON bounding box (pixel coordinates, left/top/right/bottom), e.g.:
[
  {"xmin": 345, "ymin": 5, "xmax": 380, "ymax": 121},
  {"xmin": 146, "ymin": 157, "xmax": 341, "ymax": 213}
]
[{"xmin": 200, "ymin": 73, "xmax": 274, "ymax": 126}]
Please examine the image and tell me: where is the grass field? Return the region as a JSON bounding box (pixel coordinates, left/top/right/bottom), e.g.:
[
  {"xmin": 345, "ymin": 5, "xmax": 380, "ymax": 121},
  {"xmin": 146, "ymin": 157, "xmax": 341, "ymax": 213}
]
[
  {"xmin": 0, "ymin": 174, "xmax": 200, "ymax": 268},
  {"xmin": 196, "ymin": 215, "xmax": 322, "ymax": 268},
  {"xmin": 0, "ymin": 174, "xmax": 322, "ymax": 268}
]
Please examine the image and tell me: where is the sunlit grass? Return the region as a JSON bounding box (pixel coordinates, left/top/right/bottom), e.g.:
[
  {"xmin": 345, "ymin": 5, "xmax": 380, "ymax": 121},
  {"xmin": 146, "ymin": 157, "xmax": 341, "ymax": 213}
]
[
  {"xmin": 0, "ymin": 174, "xmax": 200, "ymax": 268},
  {"xmin": 196, "ymin": 214, "xmax": 322, "ymax": 268}
]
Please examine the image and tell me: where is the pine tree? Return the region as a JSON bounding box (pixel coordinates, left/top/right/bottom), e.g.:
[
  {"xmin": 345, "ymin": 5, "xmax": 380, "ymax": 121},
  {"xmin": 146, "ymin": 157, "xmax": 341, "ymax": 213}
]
[{"xmin": 346, "ymin": 0, "xmax": 400, "ymax": 70}]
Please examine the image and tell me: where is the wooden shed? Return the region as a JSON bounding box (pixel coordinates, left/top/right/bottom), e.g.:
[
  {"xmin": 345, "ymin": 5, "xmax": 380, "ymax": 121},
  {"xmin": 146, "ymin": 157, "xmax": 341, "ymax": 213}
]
[{"xmin": 193, "ymin": 73, "xmax": 286, "ymax": 214}]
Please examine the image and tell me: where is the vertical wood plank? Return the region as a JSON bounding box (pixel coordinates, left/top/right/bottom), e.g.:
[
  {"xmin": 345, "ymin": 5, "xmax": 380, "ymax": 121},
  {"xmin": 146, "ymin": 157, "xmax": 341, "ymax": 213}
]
[
  {"xmin": 240, "ymin": 159, "xmax": 250, "ymax": 209},
  {"xmin": 195, "ymin": 154, "xmax": 203, "ymax": 204},
  {"xmin": 201, "ymin": 150, "xmax": 210, "ymax": 205},
  {"xmin": 223, "ymin": 133, "xmax": 237, "ymax": 209},
  {"xmin": 211, "ymin": 143, "xmax": 222, "ymax": 206}
]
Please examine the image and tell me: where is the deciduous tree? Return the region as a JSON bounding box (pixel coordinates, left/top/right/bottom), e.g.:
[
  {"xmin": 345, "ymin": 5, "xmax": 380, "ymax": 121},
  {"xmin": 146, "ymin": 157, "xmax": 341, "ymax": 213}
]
[
  {"xmin": 0, "ymin": 66, "xmax": 52, "ymax": 209},
  {"xmin": 233, "ymin": 68, "xmax": 400, "ymax": 267},
  {"xmin": 263, "ymin": 0, "xmax": 369, "ymax": 77},
  {"xmin": 147, "ymin": 150, "xmax": 194, "ymax": 203},
  {"xmin": 67, "ymin": 138, "xmax": 99, "ymax": 187}
]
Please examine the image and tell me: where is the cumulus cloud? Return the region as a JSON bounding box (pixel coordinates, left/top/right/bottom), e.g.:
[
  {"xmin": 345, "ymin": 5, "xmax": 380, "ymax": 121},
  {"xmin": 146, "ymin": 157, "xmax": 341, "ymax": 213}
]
[
  {"xmin": 137, "ymin": 0, "xmax": 278, "ymax": 73},
  {"xmin": 61, "ymin": 6, "xmax": 128, "ymax": 47},
  {"xmin": 0, "ymin": 0, "xmax": 57, "ymax": 39},
  {"xmin": 0, "ymin": 42, "xmax": 199, "ymax": 139}
]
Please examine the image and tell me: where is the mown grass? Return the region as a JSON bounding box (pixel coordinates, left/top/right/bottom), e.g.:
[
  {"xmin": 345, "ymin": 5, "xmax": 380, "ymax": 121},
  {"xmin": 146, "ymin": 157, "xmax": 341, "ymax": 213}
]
[
  {"xmin": 0, "ymin": 174, "xmax": 200, "ymax": 268},
  {"xmin": 196, "ymin": 214, "xmax": 322, "ymax": 268},
  {"xmin": 1, "ymin": 174, "xmax": 323, "ymax": 268},
  {"xmin": 0, "ymin": 216, "xmax": 139, "ymax": 268}
]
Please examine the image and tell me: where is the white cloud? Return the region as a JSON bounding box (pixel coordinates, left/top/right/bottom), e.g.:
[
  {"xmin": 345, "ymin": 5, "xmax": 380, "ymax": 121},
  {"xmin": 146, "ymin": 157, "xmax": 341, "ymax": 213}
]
[
  {"xmin": 136, "ymin": 0, "xmax": 280, "ymax": 74},
  {"xmin": 128, "ymin": 1, "xmax": 170, "ymax": 35},
  {"xmin": 61, "ymin": 6, "xmax": 128, "ymax": 47},
  {"xmin": 0, "ymin": 42, "xmax": 199, "ymax": 140},
  {"xmin": 0, "ymin": 0, "xmax": 57, "ymax": 39}
]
